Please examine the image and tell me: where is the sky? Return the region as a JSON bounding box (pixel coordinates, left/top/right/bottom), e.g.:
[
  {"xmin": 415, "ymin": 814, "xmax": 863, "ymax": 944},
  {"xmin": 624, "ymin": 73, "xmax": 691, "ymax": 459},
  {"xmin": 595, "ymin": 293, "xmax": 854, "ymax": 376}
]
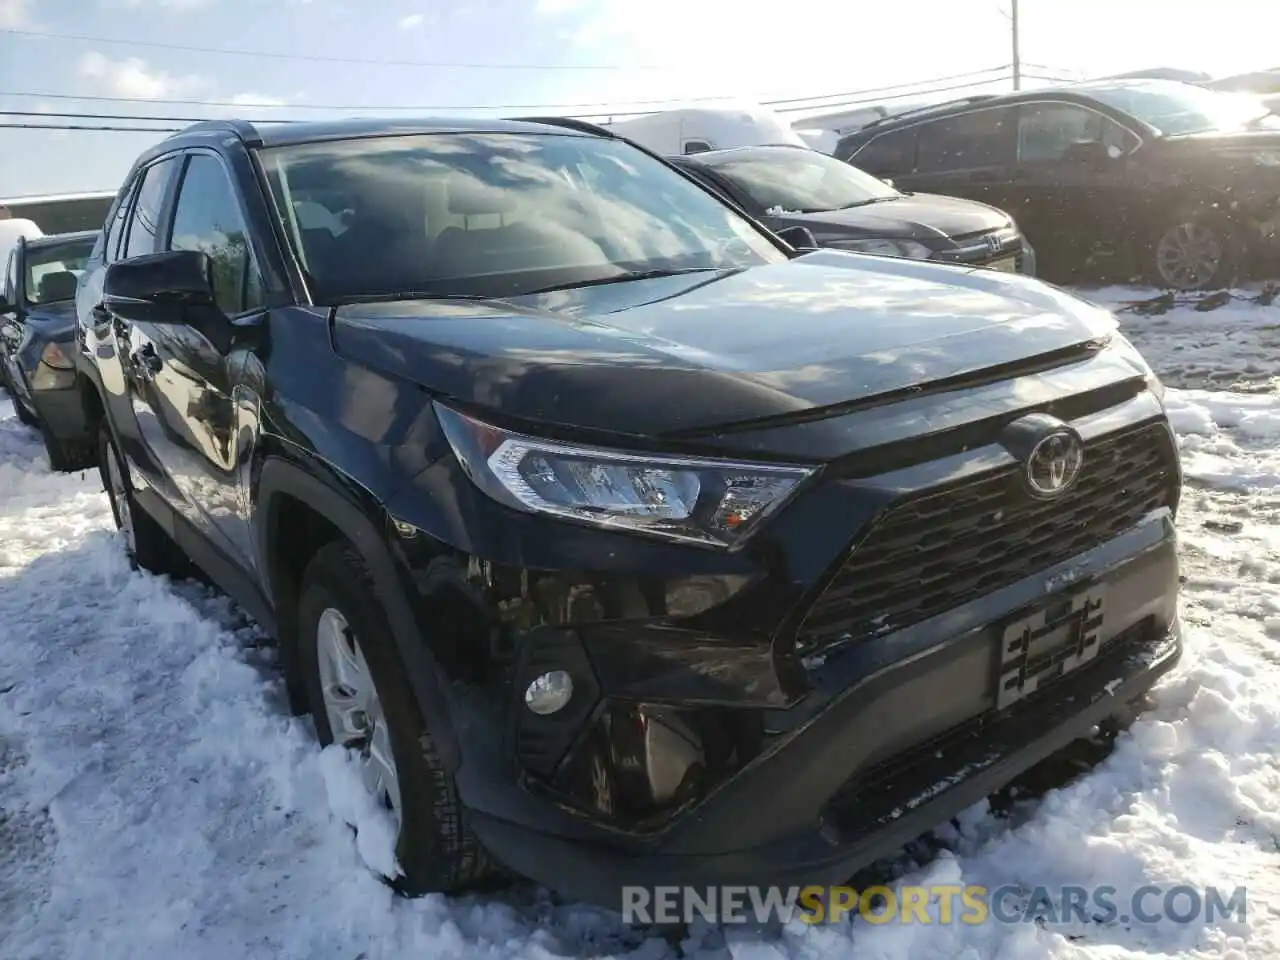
[{"xmin": 1, "ymin": 0, "xmax": 1278, "ymax": 196}]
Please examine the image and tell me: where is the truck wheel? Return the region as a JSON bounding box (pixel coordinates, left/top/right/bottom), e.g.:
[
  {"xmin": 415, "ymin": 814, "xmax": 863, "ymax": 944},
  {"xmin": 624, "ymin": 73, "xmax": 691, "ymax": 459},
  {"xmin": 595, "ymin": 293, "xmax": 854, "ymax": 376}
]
[
  {"xmin": 98, "ymin": 421, "xmax": 190, "ymax": 577},
  {"xmin": 296, "ymin": 541, "xmax": 493, "ymax": 896}
]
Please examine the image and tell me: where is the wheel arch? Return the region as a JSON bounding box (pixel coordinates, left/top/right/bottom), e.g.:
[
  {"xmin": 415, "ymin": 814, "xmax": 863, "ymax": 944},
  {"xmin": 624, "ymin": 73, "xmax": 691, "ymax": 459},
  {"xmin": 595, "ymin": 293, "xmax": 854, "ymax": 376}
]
[{"xmin": 255, "ymin": 453, "xmax": 462, "ymax": 772}]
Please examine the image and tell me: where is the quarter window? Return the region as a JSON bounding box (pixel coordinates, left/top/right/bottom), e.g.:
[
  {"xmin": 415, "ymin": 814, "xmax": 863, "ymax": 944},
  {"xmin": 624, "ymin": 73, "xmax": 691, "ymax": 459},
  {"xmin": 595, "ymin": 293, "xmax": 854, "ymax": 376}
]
[
  {"xmin": 168, "ymin": 154, "xmax": 265, "ymax": 316},
  {"xmin": 123, "ymin": 157, "xmax": 179, "ymax": 259},
  {"xmin": 849, "ymin": 128, "xmax": 916, "ymax": 175}
]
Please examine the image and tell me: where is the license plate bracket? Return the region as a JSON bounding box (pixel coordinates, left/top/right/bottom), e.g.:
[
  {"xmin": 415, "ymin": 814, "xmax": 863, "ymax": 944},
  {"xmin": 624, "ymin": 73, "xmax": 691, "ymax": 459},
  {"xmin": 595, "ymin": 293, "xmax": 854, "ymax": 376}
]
[
  {"xmin": 988, "ymin": 255, "xmax": 1018, "ymax": 273},
  {"xmin": 996, "ymin": 586, "xmax": 1106, "ymax": 710}
]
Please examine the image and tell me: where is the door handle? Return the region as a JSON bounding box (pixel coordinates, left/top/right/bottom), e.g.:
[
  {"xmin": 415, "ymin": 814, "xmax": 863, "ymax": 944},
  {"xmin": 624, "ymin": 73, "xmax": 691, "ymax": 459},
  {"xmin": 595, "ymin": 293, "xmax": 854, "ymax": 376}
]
[{"xmin": 131, "ymin": 343, "xmax": 163, "ymax": 380}]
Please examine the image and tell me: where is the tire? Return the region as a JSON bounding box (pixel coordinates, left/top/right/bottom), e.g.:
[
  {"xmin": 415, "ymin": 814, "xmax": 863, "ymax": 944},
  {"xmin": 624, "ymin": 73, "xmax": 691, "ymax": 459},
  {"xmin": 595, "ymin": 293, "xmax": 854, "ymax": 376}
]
[
  {"xmin": 1148, "ymin": 214, "xmax": 1238, "ymax": 291},
  {"xmin": 296, "ymin": 541, "xmax": 493, "ymax": 896},
  {"xmin": 97, "ymin": 420, "xmax": 190, "ymax": 577},
  {"xmin": 12, "ymin": 395, "xmax": 38, "ymax": 428},
  {"xmin": 41, "ymin": 422, "xmax": 96, "ymax": 473}
]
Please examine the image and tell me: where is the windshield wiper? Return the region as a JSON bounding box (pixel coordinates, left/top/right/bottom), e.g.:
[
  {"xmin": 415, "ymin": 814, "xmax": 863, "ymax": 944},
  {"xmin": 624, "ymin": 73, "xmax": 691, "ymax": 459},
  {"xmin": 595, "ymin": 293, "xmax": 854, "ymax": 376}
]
[
  {"xmin": 329, "ymin": 291, "xmax": 509, "ymax": 305},
  {"xmin": 524, "ymin": 267, "xmax": 729, "ymax": 296},
  {"xmin": 837, "ymin": 196, "xmax": 899, "ymax": 210}
]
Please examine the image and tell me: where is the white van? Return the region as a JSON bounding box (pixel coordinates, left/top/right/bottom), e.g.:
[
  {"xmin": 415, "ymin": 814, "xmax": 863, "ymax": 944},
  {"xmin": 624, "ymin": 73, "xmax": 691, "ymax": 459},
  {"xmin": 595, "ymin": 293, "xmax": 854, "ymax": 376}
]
[{"xmin": 602, "ymin": 105, "xmax": 808, "ymax": 156}]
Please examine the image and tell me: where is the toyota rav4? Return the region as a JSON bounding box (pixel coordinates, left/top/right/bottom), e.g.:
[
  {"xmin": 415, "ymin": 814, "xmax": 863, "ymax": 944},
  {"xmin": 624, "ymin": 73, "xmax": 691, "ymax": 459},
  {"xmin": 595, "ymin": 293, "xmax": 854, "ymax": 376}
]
[{"xmin": 75, "ymin": 115, "xmax": 1183, "ymax": 909}]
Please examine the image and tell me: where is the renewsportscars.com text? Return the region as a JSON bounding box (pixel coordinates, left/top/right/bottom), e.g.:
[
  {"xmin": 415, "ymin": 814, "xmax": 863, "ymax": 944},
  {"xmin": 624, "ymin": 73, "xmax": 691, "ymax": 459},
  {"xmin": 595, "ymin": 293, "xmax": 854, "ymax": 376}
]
[{"xmin": 621, "ymin": 884, "xmax": 1248, "ymax": 926}]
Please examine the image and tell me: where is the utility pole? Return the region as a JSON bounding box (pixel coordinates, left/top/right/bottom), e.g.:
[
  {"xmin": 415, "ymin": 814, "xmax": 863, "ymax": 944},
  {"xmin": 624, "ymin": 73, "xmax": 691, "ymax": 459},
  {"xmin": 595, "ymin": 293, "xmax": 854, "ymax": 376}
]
[{"xmin": 1010, "ymin": 0, "xmax": 1022, "ymax": 90}]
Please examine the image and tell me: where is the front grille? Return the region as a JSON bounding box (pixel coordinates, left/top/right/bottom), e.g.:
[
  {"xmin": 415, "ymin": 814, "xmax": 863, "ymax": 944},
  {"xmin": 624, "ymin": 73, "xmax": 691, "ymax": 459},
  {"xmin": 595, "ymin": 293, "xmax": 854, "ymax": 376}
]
[{"xmin": 797, "ymin": 421, "xmax": 1178, "ymax": 650}]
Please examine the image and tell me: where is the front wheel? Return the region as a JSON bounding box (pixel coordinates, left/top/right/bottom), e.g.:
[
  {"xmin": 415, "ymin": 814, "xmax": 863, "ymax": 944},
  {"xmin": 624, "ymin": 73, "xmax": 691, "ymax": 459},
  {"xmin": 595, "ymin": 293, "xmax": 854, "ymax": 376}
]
[{"xmin": 296, "ymin": 541, "xmax": 494, "ymax": 896}]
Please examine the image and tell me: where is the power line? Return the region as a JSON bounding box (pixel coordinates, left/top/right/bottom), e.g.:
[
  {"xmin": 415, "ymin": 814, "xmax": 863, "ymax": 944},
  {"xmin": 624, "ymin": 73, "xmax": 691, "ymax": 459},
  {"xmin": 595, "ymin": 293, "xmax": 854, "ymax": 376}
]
[
  {"xmin": 0, "ymin": 88, "xmax": 743, "ymax": 113},
  {"xmin": 0, "ymin": 122, "xmax": 180, "ymax": 132},
  {"xmin": 0, "ymin": 65, "xmax": 1018, "ymax": 114},
  {"xmin": 763, "ymin": 66, "xmax": 1014, "ymax": 106},
  {"xmin": 0, "ymin": 70, "xmax": 1087, "ymax": 134},
  {"xmin": 0, "ymin": 27, "xmax": 664, "ymax": 71}
]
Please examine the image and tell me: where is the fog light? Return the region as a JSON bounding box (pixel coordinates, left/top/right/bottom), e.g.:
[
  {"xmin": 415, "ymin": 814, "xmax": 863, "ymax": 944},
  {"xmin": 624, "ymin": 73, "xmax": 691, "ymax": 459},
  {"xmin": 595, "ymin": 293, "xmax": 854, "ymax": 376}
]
[{"xmin": 524, "ymin": 670, "xmax": 573, "ymax": 715}]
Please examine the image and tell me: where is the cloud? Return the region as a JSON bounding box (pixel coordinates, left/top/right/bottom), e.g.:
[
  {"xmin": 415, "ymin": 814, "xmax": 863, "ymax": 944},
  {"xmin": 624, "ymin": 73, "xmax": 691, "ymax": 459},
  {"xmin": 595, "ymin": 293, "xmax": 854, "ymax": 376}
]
[
  {"xmin": 0, "ymin": 0, "xmax": 29, "ymax": 28},
  {"xmin": 229, "ymin": 92, "xmax": 288, "ymax": 109},
  {"xmin": 398, "ymin": 12, "xmax": 424, "ymax": 28},
  {"xmin": 78, "ymin": 52, "xmax": 205, "ymax": 99},
  {"xmin": 117, "ymin": 0, "xmax": 214, "ymax": 8}
]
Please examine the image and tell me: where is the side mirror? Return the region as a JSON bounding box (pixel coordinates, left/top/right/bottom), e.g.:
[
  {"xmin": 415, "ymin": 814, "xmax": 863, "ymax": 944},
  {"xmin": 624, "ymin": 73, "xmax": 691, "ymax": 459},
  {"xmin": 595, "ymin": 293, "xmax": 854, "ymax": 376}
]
[
  {"xmin": 103, "ymin": 250, "xmax": 236, "ymax": 352},
  {"xmin": 104, "ymin": 250, "xmax": 215, "ymax": 323},
  {"xmin": 775, "ymin": 224, "xmax": 819, "ymax": 252},
  {"xmin": 882, "ymin": 177, "xmax": 895, "ymax": 189}
]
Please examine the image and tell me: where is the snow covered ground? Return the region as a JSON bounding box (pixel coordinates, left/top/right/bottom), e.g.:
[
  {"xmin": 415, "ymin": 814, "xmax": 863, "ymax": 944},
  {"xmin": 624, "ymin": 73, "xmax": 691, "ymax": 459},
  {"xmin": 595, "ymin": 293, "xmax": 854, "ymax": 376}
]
[{"xmin": 2, "ymin": 288, "xmax": 1279, "ymax": 960}]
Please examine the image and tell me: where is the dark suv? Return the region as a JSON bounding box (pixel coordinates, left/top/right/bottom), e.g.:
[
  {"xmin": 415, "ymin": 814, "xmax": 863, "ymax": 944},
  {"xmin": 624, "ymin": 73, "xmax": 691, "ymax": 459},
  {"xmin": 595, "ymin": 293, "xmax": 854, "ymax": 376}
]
[
  {"xmin": 836, "ymin": 78, "xmax": 1280, "ymax": 288},
  {"xmin": 77, "ymin": 115, "xmax": 1182, "ymax": 909}
]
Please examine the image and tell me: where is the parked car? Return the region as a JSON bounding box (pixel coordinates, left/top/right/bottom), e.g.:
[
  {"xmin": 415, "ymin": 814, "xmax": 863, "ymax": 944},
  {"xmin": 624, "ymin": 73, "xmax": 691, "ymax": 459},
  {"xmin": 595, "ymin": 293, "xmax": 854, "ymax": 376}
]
[
  {"xmin": 0, "ymin": 229, "xmax": 99, "ymax": 470},
  {"xmin": 668, "ymin": 144, "xmax": 1035, "ymax": 275},
  {"xmin": 602, "ymin": 104, "xmax": 808, "ymax": 156},
  {"xmin": 78, "ymin": 115, "xmax": 1181, "ymax": 910},
  {"xmin": 836, "ymin": 79, "xmax": 1280, "ymax": 289}
]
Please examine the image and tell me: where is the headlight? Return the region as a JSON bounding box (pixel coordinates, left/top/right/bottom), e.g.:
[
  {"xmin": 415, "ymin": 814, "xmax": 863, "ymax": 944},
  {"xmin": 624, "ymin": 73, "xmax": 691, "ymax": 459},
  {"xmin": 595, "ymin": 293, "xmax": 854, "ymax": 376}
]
[
  {"xmin": 1111, "ymin": 332, "xmax": 1165, "ymax": 403},
  {"xmin": 829, "ymin": 238, "xmax": 933, "ymax": 260},
  {"xmin": 436, "ymin": 405, "xmax": 814, "ymax": 548},
  {"xmin": 40, "ymin": 342, "xmax": 74, "ymax": 370}
]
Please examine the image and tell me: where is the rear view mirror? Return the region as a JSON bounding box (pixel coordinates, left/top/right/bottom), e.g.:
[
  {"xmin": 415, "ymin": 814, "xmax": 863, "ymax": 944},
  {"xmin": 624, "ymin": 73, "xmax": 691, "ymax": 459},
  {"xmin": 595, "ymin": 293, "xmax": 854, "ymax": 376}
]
[
  {"xmin": 104, "ymin": 250, "xmax": 215, "ymax": 324},
  {"xmin": 776, "ymin": 224, "xmax": 819, "ymax": 252}
]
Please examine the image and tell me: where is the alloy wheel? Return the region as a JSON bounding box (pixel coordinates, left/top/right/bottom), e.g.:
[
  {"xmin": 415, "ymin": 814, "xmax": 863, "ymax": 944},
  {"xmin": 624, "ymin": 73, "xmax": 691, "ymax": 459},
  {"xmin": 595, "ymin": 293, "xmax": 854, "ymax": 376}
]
[
  {"xmin": 315, "ymin": 607, "xmax": 402, "ymax": 825},
  {"xmin": 1155, "ymin": 221, "xmax": 1224, "ymax": 289}
]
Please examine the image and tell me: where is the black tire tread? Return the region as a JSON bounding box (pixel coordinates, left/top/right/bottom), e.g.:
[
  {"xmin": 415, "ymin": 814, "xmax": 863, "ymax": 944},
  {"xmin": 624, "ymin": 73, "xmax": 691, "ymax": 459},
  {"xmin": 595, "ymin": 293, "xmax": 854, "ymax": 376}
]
[
  {"xmin": 297, "ymin": 540, "xmax": 494, "ymax": 895},
  {"xmin": 97, "ymin": 421, "xmax": 190, "ymax": 577}
]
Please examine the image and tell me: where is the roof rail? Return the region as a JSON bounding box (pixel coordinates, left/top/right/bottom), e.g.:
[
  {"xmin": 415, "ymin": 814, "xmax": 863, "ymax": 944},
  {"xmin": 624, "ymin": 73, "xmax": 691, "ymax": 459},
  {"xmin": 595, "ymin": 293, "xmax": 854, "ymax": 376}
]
[
  {"xmin": 859, "ymin": 94, "xmax": 1002, "ymax": 130},
  {"xmin": 512, "ymin": 116, "xmax": 616, "ymax": 138},
  {"xmin": 165, "ymin": 118, "xmax": 262, "ymax": 145}
]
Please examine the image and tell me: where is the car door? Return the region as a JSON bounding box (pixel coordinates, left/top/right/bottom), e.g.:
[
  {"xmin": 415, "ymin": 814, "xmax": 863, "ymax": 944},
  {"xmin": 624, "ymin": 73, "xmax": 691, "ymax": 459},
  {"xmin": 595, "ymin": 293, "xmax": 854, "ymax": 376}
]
[
  {"xmin": 1006, "ymin": 100, "xmax": 1139, "ymax": 275},
  {"xmin": 99, "ymin": 155, "xmax": 184, "ymax": 501},
  {"xmin": 908, "ymin": 107, "xmax": 1018, "ymax": 213},
  {"xmin": 134, "ymin": 150, "xmax": 267, "ymax": 572},
  {"xmin": 1, "ymin": 244, "xmax": 22, "ymax": 393}
]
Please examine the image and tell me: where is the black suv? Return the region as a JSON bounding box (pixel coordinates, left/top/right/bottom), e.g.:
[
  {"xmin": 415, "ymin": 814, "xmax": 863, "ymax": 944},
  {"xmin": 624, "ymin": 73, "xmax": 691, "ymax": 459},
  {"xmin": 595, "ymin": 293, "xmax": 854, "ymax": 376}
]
[
  {"xmin": 77, "ymin": 115, "xmax": 1182, "ymax": 909},
  {"xmin": 836, "ymin": 78, "xmax": 1280, "ymax": 289}
]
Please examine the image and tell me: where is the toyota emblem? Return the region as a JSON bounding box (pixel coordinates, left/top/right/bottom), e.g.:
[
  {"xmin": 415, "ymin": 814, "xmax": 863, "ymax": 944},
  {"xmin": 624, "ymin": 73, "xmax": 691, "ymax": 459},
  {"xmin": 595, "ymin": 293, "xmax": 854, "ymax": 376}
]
[{"xmin": 1025, "ymin": 431, "xmax": 1084, "ymax": 498}]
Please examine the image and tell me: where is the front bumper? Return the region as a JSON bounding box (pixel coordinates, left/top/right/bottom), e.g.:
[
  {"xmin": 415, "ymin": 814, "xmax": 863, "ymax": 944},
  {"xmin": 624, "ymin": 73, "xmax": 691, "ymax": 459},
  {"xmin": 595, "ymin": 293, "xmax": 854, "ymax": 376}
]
[{"xmin": 468, "ymin": 512, "xmax": 1181, "ymax": 909}]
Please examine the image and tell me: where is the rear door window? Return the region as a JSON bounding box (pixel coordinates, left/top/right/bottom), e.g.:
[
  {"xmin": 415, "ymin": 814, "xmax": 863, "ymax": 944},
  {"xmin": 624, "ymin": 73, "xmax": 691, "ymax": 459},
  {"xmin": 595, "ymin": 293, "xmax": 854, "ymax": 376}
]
[{"xmin": 915, "ymin": 108, "xmax": 1016, "ymax": 174}]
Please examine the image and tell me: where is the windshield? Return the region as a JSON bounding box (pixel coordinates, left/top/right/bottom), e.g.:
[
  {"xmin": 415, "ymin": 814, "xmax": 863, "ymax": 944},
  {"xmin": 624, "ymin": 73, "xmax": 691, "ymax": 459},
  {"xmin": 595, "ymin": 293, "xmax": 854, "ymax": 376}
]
[
  {"xmin": 701, "ymin": 149, "xmax": 899, "ymax": 214},
  {"xmin": 24, "ymin": 237, "xmax": 93, "ymax": 304},
  {"xmin": 259, "ymin": 131, "xmax": 787, "ymax": 301},
  {"xmin": 1086, "ymin": 80, "xmax": 1280, "ymax": 135}
]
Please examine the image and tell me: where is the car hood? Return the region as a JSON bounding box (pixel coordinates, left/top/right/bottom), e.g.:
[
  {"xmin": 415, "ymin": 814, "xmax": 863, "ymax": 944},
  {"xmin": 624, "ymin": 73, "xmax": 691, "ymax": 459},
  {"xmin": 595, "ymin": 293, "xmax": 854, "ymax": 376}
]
[
  {"xmin": 330, "ymin": 250, "xmax": 1117, "ymax": 438},
  {"xmin": 782, "ymin": 193, "xmax": 1012, "ymax": 245}
]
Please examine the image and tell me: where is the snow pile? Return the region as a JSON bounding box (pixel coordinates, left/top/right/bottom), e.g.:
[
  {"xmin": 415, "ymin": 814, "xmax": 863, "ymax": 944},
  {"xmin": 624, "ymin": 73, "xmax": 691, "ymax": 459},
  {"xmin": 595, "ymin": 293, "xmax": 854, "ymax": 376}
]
[{"xmin": 1, "ymin": 288, "xmax": 1280, "ymax": 959}]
